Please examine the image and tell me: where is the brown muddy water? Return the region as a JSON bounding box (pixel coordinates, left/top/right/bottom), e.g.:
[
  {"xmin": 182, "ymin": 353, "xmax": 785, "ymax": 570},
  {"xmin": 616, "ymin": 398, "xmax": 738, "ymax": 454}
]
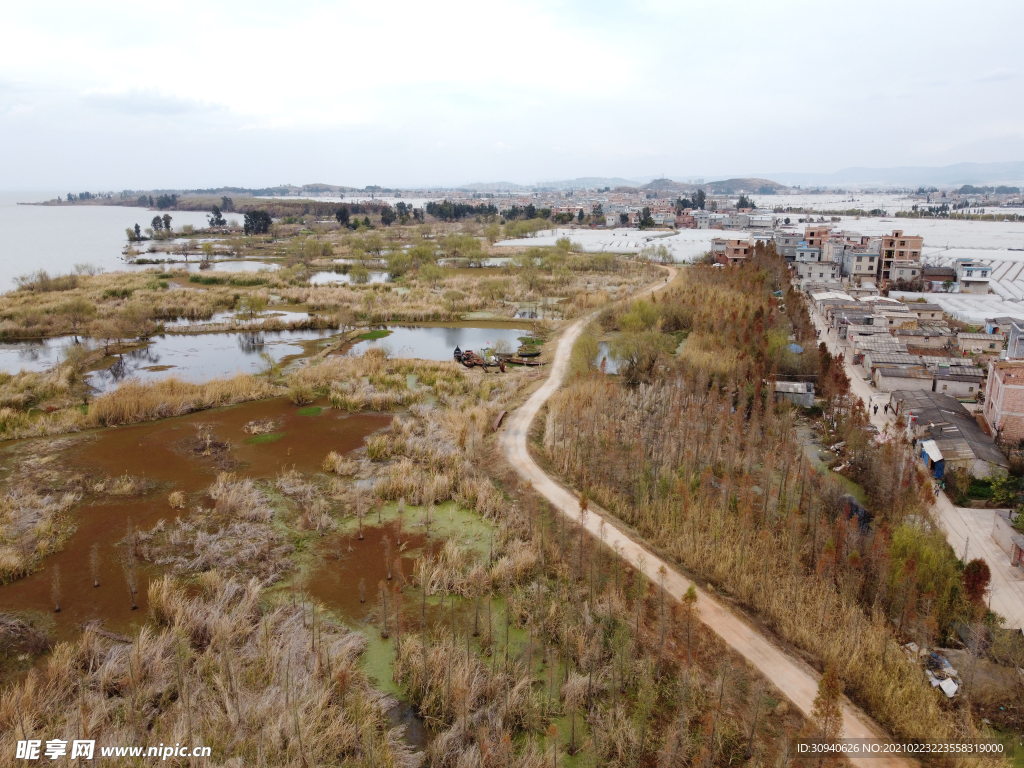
[
  {"xmin": 0, "ymin": 397, "xmax": 391, "ymax": 642},
  {"xmin": 305, "ymin": 521, "xmax": 424, "ymax": 620}
]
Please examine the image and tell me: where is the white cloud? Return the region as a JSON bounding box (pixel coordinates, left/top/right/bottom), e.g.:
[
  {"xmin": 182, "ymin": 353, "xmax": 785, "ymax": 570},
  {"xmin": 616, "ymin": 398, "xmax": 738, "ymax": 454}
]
[
  {"xmin": 83, "ymin": 89, "xmax": 225, "ymax": 116},
  {"xmin": 0, "ymin": 0, "xmax": 1022, "ymax": 187}
]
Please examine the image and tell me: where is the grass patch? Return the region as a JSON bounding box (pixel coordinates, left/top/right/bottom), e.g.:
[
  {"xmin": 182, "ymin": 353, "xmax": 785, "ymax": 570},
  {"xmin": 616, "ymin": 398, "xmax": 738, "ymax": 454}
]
[
  {"xmin": 296, "ymin": 406, "xmax": 323, "ymax": 417},
  {"xmin": 357, "ymin": 329, "xmax": 392, "ymax": 341},
  {"xmin": 245, "ymin": 432, "xmax": 286, "ymax": 444}
]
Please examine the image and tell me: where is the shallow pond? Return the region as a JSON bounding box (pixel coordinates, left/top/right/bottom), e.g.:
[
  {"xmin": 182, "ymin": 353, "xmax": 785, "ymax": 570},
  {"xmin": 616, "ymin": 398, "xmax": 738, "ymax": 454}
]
[
  {"xmin": 595, "ymin": 341, "xmax": 620, "ymax": 373},
  {"xmin": 0, "ymin": 335, "xmax": 78, "ymax": 374},
  {"xmin": 125, "ymin": 260, "xmax": 281, "ymax": 273},
  {"xmin": 0, "ymin": 398, "xmax": 391, "ymax": 641},
  {"xmin": 309, "ymin": 271, "xmax": 390, "ymax": 285},
  {"xmin": 87, "ymin": 328, "xmax": 341, "ymax": 392},
  {"xmin": 345, "ymin": 324, "xmax": 533, "ymax": 360},
  {"xmin": 163, "ymin": 309, "xmax": 312, "ymax": 329}
]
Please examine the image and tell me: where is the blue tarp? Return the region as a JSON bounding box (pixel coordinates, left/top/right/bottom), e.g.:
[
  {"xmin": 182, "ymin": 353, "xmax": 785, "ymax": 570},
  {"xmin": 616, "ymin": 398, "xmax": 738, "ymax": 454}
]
[{"xmin": 786, "ymin": 343, "xmax": 803, "ymax": 354}]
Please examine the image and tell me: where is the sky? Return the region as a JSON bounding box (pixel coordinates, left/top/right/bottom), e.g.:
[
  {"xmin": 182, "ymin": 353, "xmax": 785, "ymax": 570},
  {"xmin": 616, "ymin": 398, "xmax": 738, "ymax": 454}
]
[{"xmin": 1, "ymin": 0, "xmax": 1023, "ymax": 190}]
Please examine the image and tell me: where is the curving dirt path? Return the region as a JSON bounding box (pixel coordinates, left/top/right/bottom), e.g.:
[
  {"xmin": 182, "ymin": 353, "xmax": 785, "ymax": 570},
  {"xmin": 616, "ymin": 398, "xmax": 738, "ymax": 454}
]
[{"xmin": 498, "ymin": 267, "xmax": 910, "ymax": 768}]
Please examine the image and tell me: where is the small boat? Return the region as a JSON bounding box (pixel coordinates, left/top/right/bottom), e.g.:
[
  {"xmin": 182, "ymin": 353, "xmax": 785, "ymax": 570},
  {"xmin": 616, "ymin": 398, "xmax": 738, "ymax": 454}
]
[
  {"xmin": 453, "ymin": 345, "xmax": 463, "ymax": 362},
  {"xmin": 507, "ymin": 356, "xmax": 545, "ymax": 366},
  {"xmin": 460, "ymin": 350, "xmax": 485, "ymax": 367},
  {"xmin": 517, "ymin": 346, "xmax": 541, "ymax": 358}
]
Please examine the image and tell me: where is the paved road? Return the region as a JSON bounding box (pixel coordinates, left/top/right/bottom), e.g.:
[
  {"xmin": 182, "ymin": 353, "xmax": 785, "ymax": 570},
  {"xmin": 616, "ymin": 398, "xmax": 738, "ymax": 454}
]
[
  {"xmin": 499, "ymin": 269, "xmax": 909, "ymax": 768},
  {"xmin": 809, "ymin": 304, "xmax": 1024, "ymax": 629}
]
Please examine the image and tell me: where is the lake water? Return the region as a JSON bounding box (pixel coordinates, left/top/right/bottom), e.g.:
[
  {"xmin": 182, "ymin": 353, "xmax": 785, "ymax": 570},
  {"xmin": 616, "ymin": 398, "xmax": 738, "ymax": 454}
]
[
  {"xmin": 346, "ymin": 325, "xmax": 533, "ymax": 360},
  {"xmin": 124, "ymin": 260, "xmax": 281, "ymax": 273},
  {"xmin": 309, "ymin": 270, "xmax": 390, "ymax": 285},
  {"xmin": 86, "ymin": 328, "xmax": 341, "ymax": 393},
  {"xmin": 595, "ymin": 341, "xmax": 619, "ymax": 373},
  {"xmin": 0, "ymin": 335, "xmax": 79, "ymax": 373},
  {"xmin": 0, "ymin": 191, "xmax": 228, "ymax": 288}
]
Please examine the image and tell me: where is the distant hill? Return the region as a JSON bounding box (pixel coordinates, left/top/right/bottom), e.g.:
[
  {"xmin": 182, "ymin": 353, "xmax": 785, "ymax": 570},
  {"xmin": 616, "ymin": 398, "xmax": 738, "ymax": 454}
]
[
  {"xmin": 534, "ymin": 176, "xmax": 647, "ymax": 191},
  {"xmin": 766, "ymin": 161, "xmax": 1024, "ymax": 189},
  {"xmin": 460, "ymin": 181, "xmax": 531, "ymax": 192},
  {"xmin": 639, "ymin": 177, "xmax": 789, "ymax": 196},
  {"xmin": 703, "ymin": 178, "xmax": 789, "ymax": 194}
]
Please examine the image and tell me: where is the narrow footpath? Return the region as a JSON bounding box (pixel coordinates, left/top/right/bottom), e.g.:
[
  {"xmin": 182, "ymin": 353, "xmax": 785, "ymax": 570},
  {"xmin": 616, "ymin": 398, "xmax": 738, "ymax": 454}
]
[{"xmin": 499, "ymin": 270, "xmax": 910, "ymax": 768}]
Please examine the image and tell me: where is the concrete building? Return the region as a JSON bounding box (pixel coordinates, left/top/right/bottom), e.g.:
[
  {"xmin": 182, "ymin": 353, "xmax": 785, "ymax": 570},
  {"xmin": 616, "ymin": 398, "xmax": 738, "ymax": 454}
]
[
  {"xmin": 904, "ymin": 303, "xmax": 945, "ymax": 322},
  {"xmin": 932, "ymin": 370, "xmax": 983, "ymax": 398},
  {"xmin": 954, "ymin": 259, "xmax": 992, "ymax": 294},
  {"xmin": 923, "ymin": 266, "xmax": 957, "ymax": 290},
  {"xmin": 794, "ymin": 260, "xmax": 840, "ymax": 281},
  {"xmin": 774, "ymin": 232, "xmax": 801, "ymax": 260},
  {"xmin": 748, "ymin": 213, "xmax": 775, "ymax": 229},
  {"xmin": 842, "ymin": 249, "xmax": 879, "ymax": 281},
  {"xmin": 1008, "ymin": 321, "xmax": 1024, "ymax": 359},
  {"xmin": 773, "ymin": 381, "xmax": 815, "ymax": 407},
  {"xmin": 874, "ymin": 367, "xmax": 933, "ymax": 392},
  {"xmin": 804, "ymin": 226, "xmax": 829, "ymax": 250},
  {"xmin": 893, "ymin": 327, "xmax": 953, "ymax": 349},
  {"xmin": 877, "ymin": 230, "xmax": 924, "ymax": 282},
  {"xmin": 991, "ymin": 511, "xmax": 1024, "ymax": 569},
  {"xmin": 873, "ymin": 309, "xmax": 919, "ymax": 329},
  {"xmin": 711, "ymin": 236, "xmax": 753, "ymax": 265},
  {"xmin": 848, "ymin": 282, "xmax": 880, "ymax": 299},
  {"xmin": 984, "ymin": 360, "xmax": 1024, "ymax": 443},
  {"xmin": 891, "ymin": 260, "xmax": 923, "ymax": 283},
  {"xmin": 893, "ymin": 390, "xmax": 1008, "ymax": 478},
  {"xmin": 795, "ymin": 245, "xmax": 822, "ymax": 263},
  {"xmin": 958, "ymin": 332, "xmax": 1005, "ymax": 354}
]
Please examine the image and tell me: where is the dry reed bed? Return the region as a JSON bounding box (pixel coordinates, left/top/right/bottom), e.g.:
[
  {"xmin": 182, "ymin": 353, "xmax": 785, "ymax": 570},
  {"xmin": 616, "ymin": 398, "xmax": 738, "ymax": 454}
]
[
  {"xmin": 0, "ymin": 572, "xmax": 422, "ymax": 767},
  {"xmin": 337, "ymin": 350, "xmax": 814, "ymax": 765},
  {"xmin": 143, "ymin": 474, "xmax": 294, "ymax": 584},
  {"xmin": 387, "ymin": 482, "xmax": 812, "ymax": 767}
]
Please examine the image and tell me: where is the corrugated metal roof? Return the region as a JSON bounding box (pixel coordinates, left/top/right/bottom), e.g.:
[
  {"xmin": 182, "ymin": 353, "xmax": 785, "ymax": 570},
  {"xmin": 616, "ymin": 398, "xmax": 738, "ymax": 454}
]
[
  {"xmin": 877, "ymin": 367, "xmax": 932, "ymax": 379},
  {"xmin": 921, "ymin": 439, "xmax": 943, "ymax": 462}
]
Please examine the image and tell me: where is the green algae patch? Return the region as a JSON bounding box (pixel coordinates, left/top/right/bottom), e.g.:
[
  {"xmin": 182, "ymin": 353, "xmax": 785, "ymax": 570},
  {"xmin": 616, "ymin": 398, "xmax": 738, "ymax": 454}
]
[
  {"xmin": 296, "ymin": 406, "xmax": 323, "ymax": 417},
  {"xmin": 245, "ymin": 432, "xmax": 286, "ymax": 444}
]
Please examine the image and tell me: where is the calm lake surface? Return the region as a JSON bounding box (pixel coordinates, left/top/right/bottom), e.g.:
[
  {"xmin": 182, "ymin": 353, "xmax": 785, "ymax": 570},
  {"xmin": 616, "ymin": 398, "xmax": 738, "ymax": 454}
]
[
  {"xmin": 0, "ymin": 191, "xmax": 236, "ymax": 288},
  {"xmin": 86, "ymin": 328, "xmax": 341, "ymax": 393},
  {"xmin": 346, "ymin": 325, "xmax": 532, "ymax": 360}
]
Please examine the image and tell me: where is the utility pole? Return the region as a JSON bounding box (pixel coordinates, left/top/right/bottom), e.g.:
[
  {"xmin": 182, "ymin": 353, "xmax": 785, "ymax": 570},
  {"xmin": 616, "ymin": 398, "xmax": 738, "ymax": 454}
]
[{"xmin": 963, "ymin": 537, "xmax": 970, "ymax": 563}]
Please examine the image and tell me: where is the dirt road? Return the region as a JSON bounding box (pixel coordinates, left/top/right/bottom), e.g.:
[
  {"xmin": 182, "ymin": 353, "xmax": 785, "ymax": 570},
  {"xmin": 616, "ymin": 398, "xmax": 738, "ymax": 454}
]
[{"xmin": 498, "ymin": 269, "xmax": 910, "ymax": 768}]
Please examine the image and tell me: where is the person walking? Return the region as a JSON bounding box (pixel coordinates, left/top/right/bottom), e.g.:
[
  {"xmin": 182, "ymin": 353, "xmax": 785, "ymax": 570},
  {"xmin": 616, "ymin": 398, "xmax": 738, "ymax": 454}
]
[
  {"xmin": 873, "ymin": 404, "xmax": 878, "ymax": 415},
  {"xmin": 884, "ymin": 403, "xmax": 889, "ymax": 415}
]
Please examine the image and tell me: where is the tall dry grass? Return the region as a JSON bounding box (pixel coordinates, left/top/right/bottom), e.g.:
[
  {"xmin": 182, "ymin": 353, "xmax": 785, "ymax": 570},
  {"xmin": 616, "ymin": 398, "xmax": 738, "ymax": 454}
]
[
  {"xmin": 88, "ymin": 375, "xmax": 279, "ymax": 427},
  {"xmin": 0, "ymin": 486, "xmax": 80, "ymax": 582},
  {"xmin": 144, "ymin": 474, "xmax": 293, "ymax": 584},
  {"xmin": 0, "ymin": 572, "xmax": 421, "ymax": 766},
  {"xmin": 543, "ymin": 371, "xmax": 974, "ymax": 746}
]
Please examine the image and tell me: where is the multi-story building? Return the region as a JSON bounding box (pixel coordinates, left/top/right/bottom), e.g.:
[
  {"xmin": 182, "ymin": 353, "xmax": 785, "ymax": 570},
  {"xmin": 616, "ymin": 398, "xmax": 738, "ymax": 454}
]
[
  {"xmin": 984, "ymin": 361, "xmax": 1024, "ymax": 442},
  {"xmin": 954, "ymin": 259, "xmax": 992, "ymax": 294},
  {"xmin": 804, "ymin": 226, "xmax": 829, "ymax": 250},
  {"xmin": 795, "ymin": 244, "xmax": 822, "ymax": 263},
  {"xmin": 876, "ymin": 229, "xmax": 923, "ymax": 282},
  {"xmin": 711, "ymin": 236, "xmax": 753, "ymax": 265},
  {"xmin": 774, "ymin": 232, "xmax": 801, "ymax": 260},
  {"xmin": 794, "ymin": 260, "xmax": 840, "ymax": 281}
]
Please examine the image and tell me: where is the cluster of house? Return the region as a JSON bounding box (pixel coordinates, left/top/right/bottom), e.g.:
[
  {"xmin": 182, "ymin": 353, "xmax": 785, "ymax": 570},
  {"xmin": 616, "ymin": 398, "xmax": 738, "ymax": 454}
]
[
  {"xmin": 712, "ymin": 225, "xmax": 928, "ymax": 283},
  {"xmin": 810, "ymin": 287, "xmax": 995, "ymax": 398},
  {"xmin": 803, "ymin": 283, "xmax": 1018, "ymax": 482}
]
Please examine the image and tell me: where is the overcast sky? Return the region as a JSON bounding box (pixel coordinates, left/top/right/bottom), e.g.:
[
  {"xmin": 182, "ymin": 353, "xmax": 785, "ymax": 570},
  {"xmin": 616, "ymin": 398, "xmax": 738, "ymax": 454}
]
[{"xmin": 2, "ymin": 0, "xmax": 1022, "ymax": 190}]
